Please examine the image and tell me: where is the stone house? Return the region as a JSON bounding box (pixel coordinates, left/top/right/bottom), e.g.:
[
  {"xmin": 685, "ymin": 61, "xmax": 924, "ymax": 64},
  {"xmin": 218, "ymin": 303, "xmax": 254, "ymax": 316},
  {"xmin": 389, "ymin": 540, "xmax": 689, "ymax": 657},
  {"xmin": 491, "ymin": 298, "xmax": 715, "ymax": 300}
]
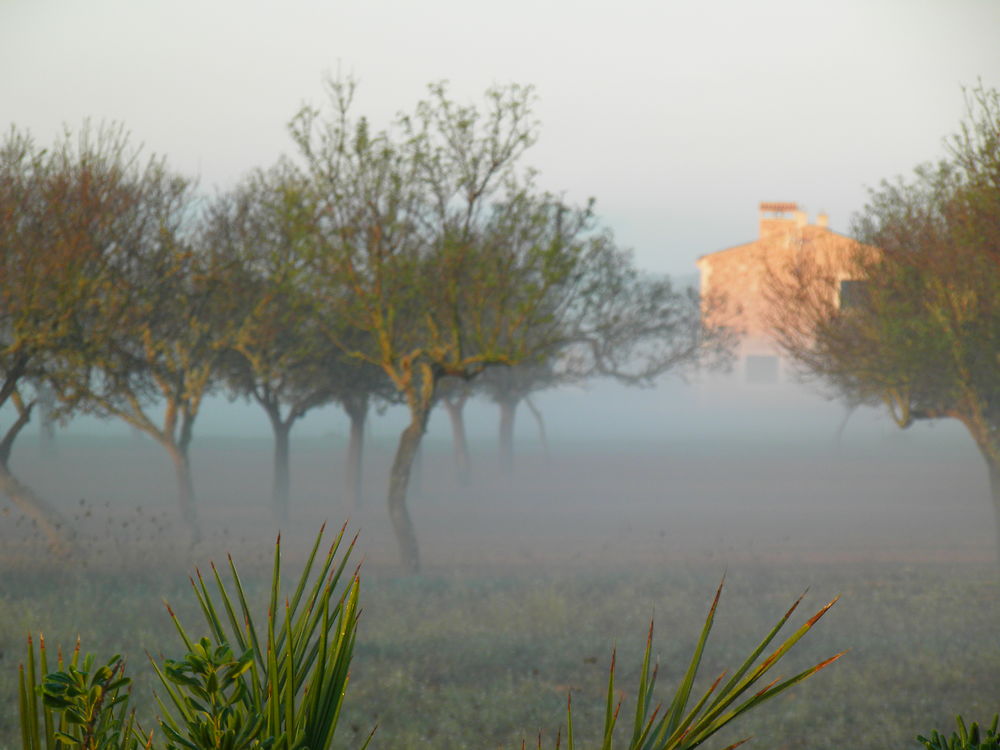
[{"xmin": 696, "ymin": 202, "xmax": 869, "ymax": 384}]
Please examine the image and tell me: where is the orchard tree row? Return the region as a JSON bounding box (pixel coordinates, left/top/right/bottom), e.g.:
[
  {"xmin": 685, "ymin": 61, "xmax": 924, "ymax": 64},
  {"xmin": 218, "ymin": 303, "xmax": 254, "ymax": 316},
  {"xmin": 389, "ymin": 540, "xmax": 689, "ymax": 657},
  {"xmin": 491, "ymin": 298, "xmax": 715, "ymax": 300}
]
[{"xmin": 1, "ymin": 79, "xmax": 731, "ymax": 571}]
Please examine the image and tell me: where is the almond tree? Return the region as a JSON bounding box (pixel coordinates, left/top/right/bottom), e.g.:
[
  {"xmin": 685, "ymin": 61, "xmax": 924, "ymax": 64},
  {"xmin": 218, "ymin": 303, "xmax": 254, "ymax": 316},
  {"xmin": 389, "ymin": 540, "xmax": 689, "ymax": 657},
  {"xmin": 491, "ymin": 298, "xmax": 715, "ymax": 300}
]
[
  {"xmin": 767, "ymin": 84, "xmax": 1000, "ymax": 554},
  {"xmin": 208, "ymin": 164, "xmax": 338, "ymax": 520},
  {"xmin": 324, "ymin": 344, "xmax": 401, "ymax": 511},
  {"xmin": 208, "ymin": 162, "xmax": 395, "ymax": 517},
  {"xmin": 437, "ymin": 376, "xmax": 476, "ymax": 485},
  {"xmin": 290, "ymin": 79, "xmax": 614, "ymax": 571},
  {"xmin": 479, "ymin": 361, "xmax": 555, "ymax": 475},
  {"xmin": 0, "ymin": 124, "xmax": 199, "ymax": 550},
  {"xmin": 483, "ymin": 258, "xmax": 731, "ymax": 476},
  {"xmin": 63, "ymin": 146, "xmax": 218, "ymax": 543},
  {"xmin": 0, "ymin": 126, "xmax": 94, "ymax": 552}
]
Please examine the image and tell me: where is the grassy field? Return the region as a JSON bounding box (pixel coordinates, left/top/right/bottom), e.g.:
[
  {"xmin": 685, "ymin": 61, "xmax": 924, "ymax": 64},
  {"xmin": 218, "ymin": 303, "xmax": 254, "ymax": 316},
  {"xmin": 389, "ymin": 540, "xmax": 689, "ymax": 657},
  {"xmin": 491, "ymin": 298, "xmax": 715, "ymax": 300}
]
[{"xmin": 1, "ymin": 428, "xmax": 998, "ymax": 749}]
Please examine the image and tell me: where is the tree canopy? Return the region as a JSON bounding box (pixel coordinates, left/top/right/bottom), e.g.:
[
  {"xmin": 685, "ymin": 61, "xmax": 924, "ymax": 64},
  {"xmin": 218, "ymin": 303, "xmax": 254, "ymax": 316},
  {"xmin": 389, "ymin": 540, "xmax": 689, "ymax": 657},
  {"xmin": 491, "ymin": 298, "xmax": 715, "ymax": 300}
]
[{"xmin": 0, "ymin": 124, "xmax": 198, "ymax": 549}]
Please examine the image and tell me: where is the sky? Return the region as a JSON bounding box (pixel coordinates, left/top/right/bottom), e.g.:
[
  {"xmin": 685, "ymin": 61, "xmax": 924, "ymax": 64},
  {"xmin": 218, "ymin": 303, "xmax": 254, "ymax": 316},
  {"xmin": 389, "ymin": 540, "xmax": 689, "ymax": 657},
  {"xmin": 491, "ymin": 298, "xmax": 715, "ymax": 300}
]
[
  {"xmin": 5, "ymin": 0, "xmax": 999, "ymax": 276},
  {"xmin": 2, "ymin": 0, "xmax": 999, "ymax": 439}
]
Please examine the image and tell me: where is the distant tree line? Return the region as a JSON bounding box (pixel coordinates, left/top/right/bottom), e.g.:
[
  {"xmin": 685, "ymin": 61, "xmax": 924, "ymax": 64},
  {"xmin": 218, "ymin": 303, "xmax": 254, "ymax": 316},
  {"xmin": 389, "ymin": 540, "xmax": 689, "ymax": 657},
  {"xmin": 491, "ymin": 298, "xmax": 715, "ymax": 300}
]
[{"xmin": 0, "ymin": 78, "xmax": 732, "ymax": 571}]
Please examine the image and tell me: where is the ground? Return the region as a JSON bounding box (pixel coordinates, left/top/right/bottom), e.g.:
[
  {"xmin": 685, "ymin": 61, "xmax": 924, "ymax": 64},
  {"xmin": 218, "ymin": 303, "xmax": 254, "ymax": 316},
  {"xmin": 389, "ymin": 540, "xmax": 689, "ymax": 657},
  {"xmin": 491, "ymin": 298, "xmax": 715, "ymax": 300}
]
[
  {"xmin": 0, "ymin": 424, "xmax": 995, "ymax": 750},
  {"xmin": 2, "ymin": 423, "xmax": 988, "ymax": 568}
]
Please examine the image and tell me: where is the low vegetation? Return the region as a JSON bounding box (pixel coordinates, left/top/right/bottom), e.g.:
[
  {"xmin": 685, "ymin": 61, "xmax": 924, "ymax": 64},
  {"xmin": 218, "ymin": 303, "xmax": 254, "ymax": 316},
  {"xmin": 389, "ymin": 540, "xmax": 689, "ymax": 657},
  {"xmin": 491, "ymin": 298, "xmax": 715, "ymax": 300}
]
[
  {"xmin": 919, "ymin": 716, "xmax": 1000, "ymax": 750},
  {"xmin": 3, "ymin": 516, "xmax": 1000, "ymax": 750},
  {"xmin": 9, "ymin": 525, "xmax": 841, "ymax": 750}
]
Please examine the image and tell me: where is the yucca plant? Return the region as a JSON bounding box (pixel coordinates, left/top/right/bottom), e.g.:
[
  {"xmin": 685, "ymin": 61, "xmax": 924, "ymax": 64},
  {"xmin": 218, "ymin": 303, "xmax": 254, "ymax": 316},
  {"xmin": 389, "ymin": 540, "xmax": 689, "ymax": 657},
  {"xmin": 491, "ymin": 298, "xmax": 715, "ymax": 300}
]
[
  {"xmin": 918, "ymin": 716, "xmax": 1000, "ymax": 750},
  {"xmin": 152, "ymin": 522, "xmax": 368, "ymax": 750},
  {"xmin": 551, "ymin": 580, "xmax": 844, "ymax": 750}
]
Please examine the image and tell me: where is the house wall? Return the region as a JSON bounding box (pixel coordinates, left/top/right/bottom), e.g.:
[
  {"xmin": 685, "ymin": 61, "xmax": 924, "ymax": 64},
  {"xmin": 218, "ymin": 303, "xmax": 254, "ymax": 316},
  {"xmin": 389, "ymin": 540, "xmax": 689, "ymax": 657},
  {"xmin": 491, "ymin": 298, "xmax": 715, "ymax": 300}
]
[{"xmin": 697, "ymin": 202, "xmax": 864, "ymax": 383}]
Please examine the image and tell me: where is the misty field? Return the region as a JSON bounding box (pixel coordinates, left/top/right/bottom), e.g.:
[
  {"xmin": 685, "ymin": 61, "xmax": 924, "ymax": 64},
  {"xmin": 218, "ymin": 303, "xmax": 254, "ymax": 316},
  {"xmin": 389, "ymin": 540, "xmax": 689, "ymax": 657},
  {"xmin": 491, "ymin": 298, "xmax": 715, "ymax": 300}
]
[{"xmin": 1, "ymin": 426, "xmax": 998, "ymax": 749}]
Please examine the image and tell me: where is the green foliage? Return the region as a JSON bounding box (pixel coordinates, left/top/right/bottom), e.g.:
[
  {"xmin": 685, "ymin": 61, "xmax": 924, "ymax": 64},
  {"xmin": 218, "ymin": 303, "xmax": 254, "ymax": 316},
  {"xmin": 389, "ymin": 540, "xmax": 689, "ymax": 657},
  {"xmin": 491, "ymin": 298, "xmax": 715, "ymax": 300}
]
[
  {"xmin": 19, "ymin": 638, "xmax": 145, "ymax": 750},
  {"xmin": 154, "ymin": 523, "xmax": 365, "ymax": 750},
  {"xmin": 554, "ymin": 581, "xmax": 843, "ymax": 750},
  {"xmin": 41, "ymin": 655, "xmax": 133, "ymax": 750},
  {"xmin": 17, "ymin": 524, "xmax": 368, "ymax": 750},
  {"xmin": 919, "ymin": 716, "xmax": 1000, "ymax": 750},
  {"xmin": 158, "ymin": 640, "xmax": 264, "ymax": 750}
]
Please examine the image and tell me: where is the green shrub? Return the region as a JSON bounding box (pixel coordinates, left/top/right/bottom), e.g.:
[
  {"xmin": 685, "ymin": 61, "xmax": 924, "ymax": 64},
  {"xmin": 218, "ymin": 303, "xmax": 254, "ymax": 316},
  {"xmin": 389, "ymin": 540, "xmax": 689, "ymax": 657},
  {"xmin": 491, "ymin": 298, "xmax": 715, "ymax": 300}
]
[
  {"xmin": 19, "ymin": 523, "xmax": 368, "ymax": 750},
  {"xmin": 919, "ymin": 716, "xmax": 1000, "ymax": 750},
  {"xmin": 17, "ymin": 526, "xmax": 843, "ymax": 750},
  {"xmin": 20, "ymin": 646, "xmax": 141, "ymax": 750}
]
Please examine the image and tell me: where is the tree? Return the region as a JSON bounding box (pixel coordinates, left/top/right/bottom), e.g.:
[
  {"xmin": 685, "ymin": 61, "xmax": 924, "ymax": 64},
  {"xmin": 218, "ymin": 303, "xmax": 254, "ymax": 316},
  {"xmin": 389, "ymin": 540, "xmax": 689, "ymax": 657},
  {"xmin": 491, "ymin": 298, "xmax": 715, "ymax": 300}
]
[
  {"xmin": 479, "ymin": 361, "xmax": 555, "ymax": 475},
  {"xmin": 436, "ymin": 375, "xmax": 476, "ymax": 486},
  {"xmin": 208, "ymin": 164, "xmax": 335, "ymax": 519},
  {"xmin": 209, "ymin": 162, "xmax": 399, "ymax": 516},
  {"xmin": 768, "ymin": 84, "xmax": 1000, "ymax": 553},
  {"xmin": 482, "ymin": 238, "xmax": 734, "ymax": 476},
  {"xmin": 0, "ymin": 127, "xmax": 75, "ymax": 552},
  {"xmin": 291, "ymin": 78, "xmax": 635, "ymax": 572},
  {"xmin": 59, "ymin": 139, "xmax": 216, "ymax": 543},
  {"xmin": 0, "ymin": 124, "xmax": 186, "ymax": 552}
]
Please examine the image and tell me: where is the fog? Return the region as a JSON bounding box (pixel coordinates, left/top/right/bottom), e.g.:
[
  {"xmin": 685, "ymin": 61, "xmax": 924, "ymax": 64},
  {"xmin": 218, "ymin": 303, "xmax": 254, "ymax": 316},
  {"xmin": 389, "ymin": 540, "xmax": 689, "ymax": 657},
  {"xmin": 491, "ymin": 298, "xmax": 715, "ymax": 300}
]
[
  {"xmin": 3, "ymin": 374, "xmax": 990, "ymax": 569},
  {"xmin": 3, "ymin": 374, "xmax": 996, "ymax": 750}
]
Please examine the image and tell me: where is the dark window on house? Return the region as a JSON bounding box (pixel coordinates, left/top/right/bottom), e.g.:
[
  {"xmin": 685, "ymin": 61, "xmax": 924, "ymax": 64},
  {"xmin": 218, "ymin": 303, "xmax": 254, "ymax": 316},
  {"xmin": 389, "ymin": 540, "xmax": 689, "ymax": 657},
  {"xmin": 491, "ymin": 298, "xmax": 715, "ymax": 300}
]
[
  {"xmin": 839, "ymin": 280, "xmax": 869, "ymax": 310},
  {"xmin": 745, "ymin": 355, "xmax": 779, "ymax": 384}
]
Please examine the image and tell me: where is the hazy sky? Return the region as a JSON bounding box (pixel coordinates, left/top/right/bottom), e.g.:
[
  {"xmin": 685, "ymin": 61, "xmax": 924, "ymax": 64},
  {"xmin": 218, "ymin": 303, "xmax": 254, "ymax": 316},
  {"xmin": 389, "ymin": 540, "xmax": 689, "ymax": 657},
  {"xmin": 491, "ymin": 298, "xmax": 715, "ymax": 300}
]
[
  {"xmin": 3, "ymin": 0, "xmax": 998, "ymax": 439},
  {"xmin": 5, "ymin": 0, "xmax": 998, "ymax": 279}
]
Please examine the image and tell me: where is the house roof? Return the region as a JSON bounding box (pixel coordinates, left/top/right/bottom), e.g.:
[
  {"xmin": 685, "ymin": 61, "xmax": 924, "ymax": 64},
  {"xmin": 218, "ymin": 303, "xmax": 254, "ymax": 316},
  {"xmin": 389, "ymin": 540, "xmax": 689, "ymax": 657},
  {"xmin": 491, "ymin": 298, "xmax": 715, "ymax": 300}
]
[{"xmin": 696, "ymin": 224, "xmax": 852, "ymax": 265}]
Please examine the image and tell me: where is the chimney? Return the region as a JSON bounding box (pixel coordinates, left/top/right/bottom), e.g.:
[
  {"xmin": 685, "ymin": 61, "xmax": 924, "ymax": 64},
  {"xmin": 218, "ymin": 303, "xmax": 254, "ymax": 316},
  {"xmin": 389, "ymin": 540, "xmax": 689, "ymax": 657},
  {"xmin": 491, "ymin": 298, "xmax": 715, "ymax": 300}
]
[
  {"xmin": 759, "ymin": 201, "xmax": 798, "ymax": 239},
  {"xmin": 816, "ymin": 212, "xmax": 829, "ymax": 229}
]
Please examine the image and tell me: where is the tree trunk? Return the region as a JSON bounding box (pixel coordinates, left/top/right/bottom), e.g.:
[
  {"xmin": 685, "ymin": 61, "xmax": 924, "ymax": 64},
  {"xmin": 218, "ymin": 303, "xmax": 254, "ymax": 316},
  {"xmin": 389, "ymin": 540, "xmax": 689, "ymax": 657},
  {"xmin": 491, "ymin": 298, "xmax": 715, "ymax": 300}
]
[
  {"xmin": 0, "ymin": 461, "xmax": 74, "ymax": 556},
  {"xmin": 410, "ymin": 441, "xmax": 424, "ymax": 500},
  {"xmin": 388, "ymin": 418, "xmax": 425, "ymax": 573},
  {"xmin": 833, "ymin": 404, "xmax": 856, "ymax": 449},
  {"xmin": 38, "ymin": 387, "xmax": 57, "ymax": 459},
  {"xmin": 524, "ymin": 396, "xmax": 550, "ymax": 462},
  {"xmin": 166, "ymin": 442, "xmax": 201, "ymax": 545},
  {"xmin": 272, "ymin": 421, "xmax": 291, "ymax": 523},
  {"xmin": 343, "ymin": 397, "xmax": 368, "ymax": 511},
  {"xmin": 498, "ymin": 398, "xmax": 518, "ymax": 476},
  {"xmin": 964, "ymin": 423, "xmax": 1000, "ymax": 565},
  {"xmin": 39, "ymin": 417, "xmax": 56, "ymax": 459},
  {"xmin": 0, "ymin": 399, "xmax": 72, "ymax": 554},
  {"xmin": 987, "ymin": 457, "xmax": 1000, "ymax": 565},
  {"xmin": 443, "ymin": 397, "xmax": 471, "ymax": 486}
]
